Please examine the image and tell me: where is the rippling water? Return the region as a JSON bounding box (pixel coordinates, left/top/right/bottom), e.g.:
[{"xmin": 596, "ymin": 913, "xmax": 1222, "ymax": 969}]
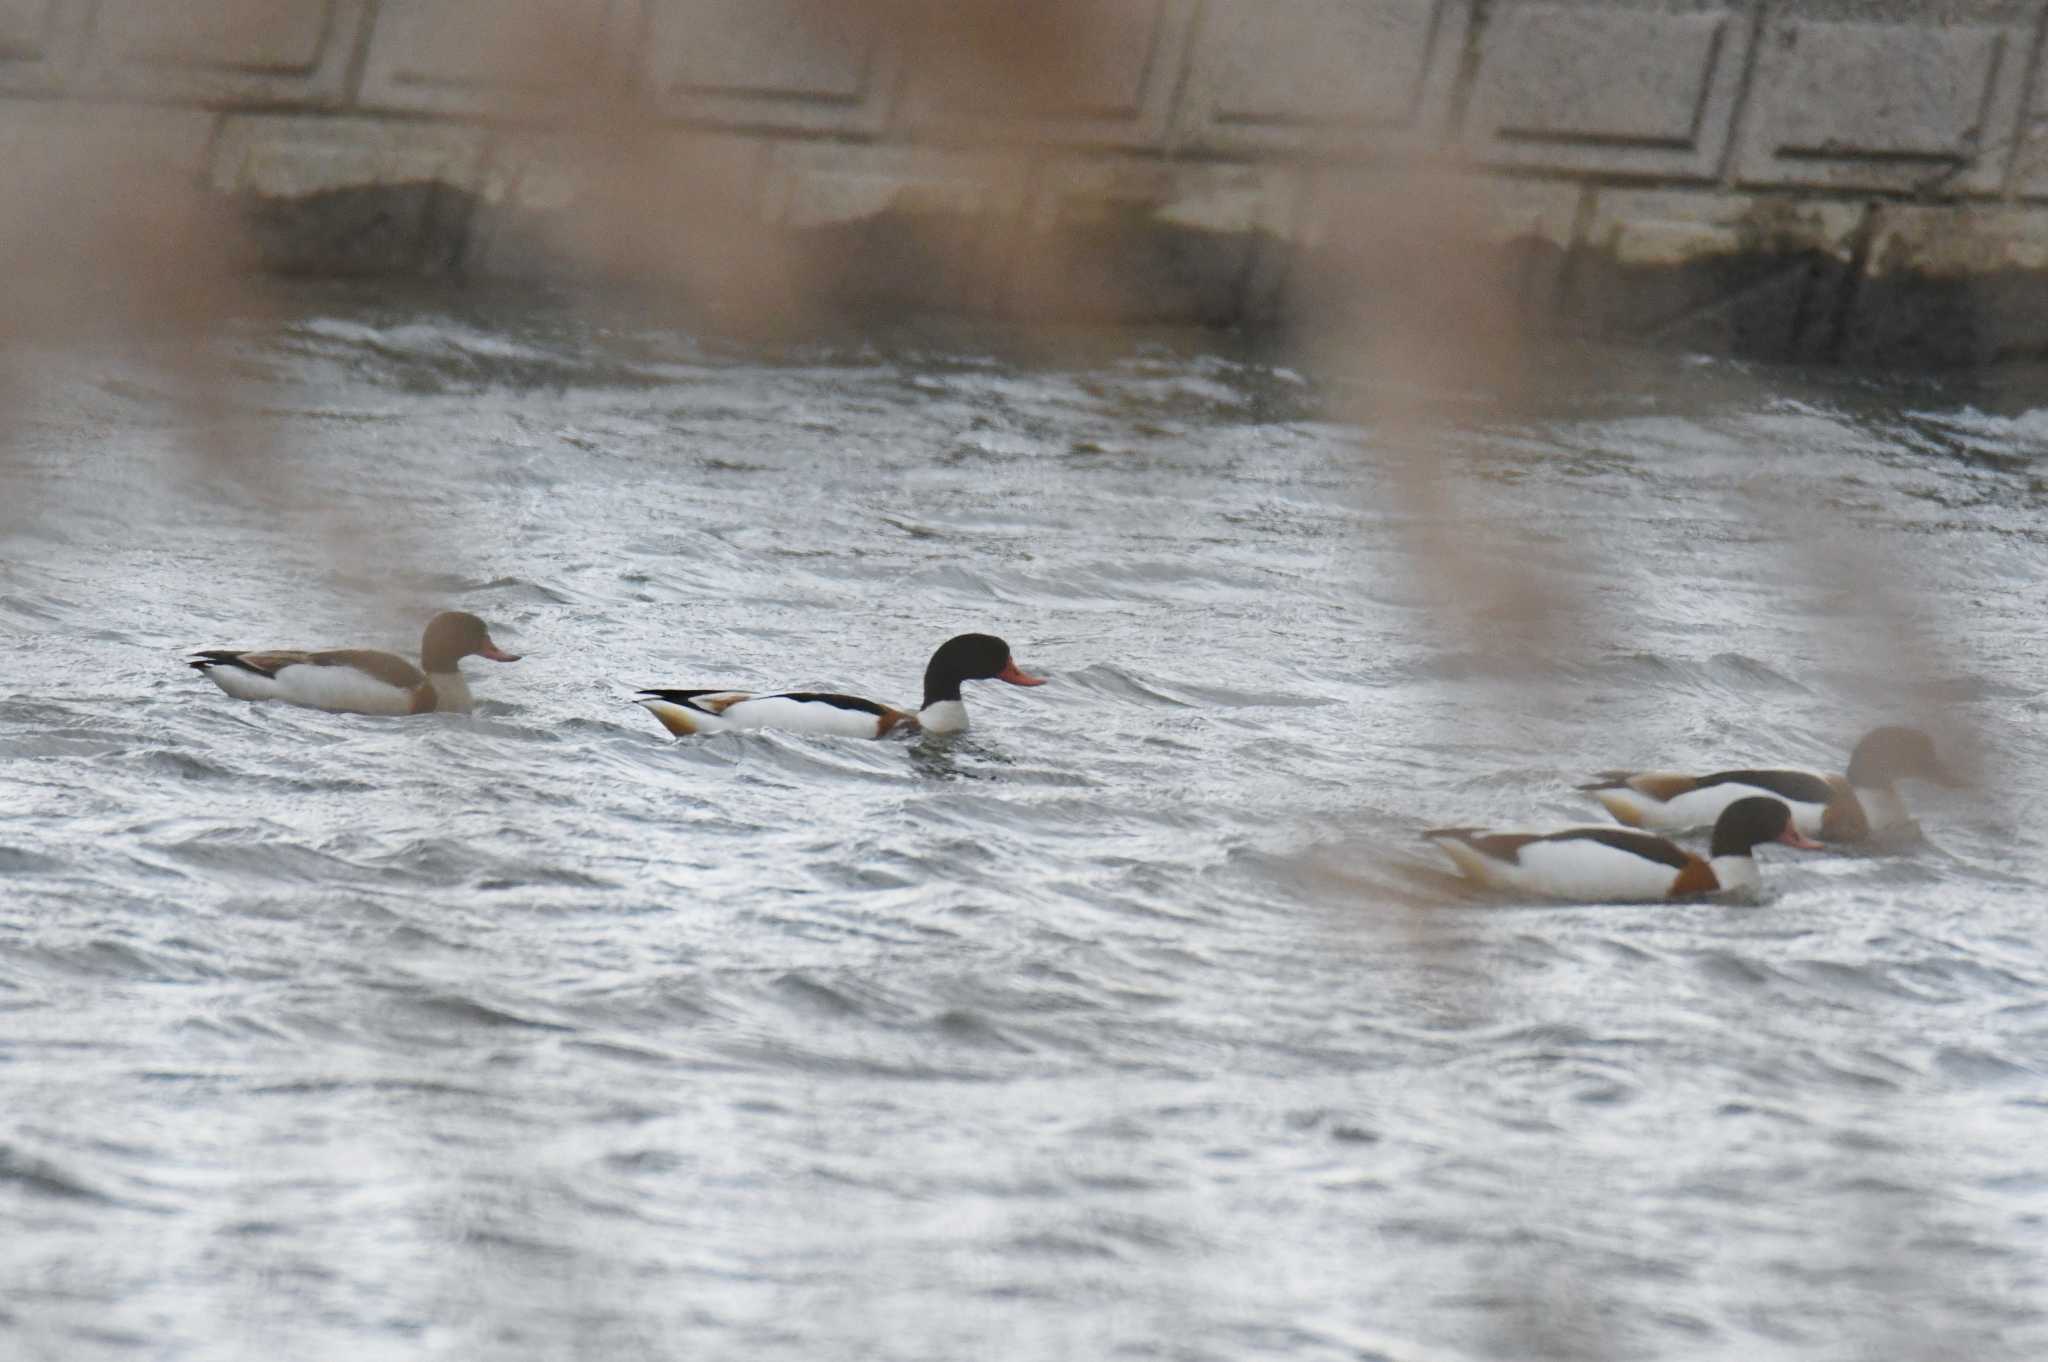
[{"xmin": 4, "ymin": 285, "xmax": 2047, "ymax": 1361}]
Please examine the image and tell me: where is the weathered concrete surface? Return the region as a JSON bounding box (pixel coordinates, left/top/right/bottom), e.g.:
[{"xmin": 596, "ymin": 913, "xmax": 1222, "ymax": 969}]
[
  {"xmin": 1465, "ymin": 4, "xmax": 1750, "ymax": 182},
  {"xmin": 1850, "ymin": 205, "xmax": 2048, "ymax": 366},
  {"xmin": 1568, "ymin": 190, "xmax": 1867, "ymax": 361},
  {"xmin": 5, "ymin": 0, "xmax": 2048, "ymax": 364}
]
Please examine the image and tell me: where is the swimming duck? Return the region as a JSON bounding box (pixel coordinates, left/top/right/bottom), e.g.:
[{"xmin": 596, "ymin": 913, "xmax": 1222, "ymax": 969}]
[
  {"xmin": 1426, "ymin": 795, "xmax": 1820, "ymax": 902},
  {"xmin": 188, "ymin": 610, "xmax": 520, "ymax": 715},
  {"xmin": 635, "ymin": 632, "xmax": 1045, "ymax": 738},
  {"xmin": 1578, "ymin": 725, "xmax": 1957, "ymax": 842}
]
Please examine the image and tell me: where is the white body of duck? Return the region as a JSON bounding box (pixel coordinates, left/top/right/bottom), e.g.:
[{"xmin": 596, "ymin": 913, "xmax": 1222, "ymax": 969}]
[
  {"xmin": 1579, "ymin": 726, "xmax": 1956, "ymax": 842},
  {"xmin": 189, "ymin": 610, "xmax": 520, "ymax": 716},
  {"xmin": 1426, "ymin": 796, "xmax": 1820, "ymax": 903},
  {"xmin": 635, "ymin": 633, "xmax": 1043, "ymax": 739}
]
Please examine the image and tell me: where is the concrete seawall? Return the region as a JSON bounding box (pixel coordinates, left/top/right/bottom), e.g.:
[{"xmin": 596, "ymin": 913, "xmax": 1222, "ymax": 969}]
[{"xmin": 9, "ymin": 0, "xmax": 2048, "ymax": 364}]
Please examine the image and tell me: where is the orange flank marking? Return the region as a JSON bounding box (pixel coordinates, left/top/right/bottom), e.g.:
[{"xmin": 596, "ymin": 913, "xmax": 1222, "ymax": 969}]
[{"xmin": 1667, "ymin": 855, "xmax": 1719, "ymax": 898}]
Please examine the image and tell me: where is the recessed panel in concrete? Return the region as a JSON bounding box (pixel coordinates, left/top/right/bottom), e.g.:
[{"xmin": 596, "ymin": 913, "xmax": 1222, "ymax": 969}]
[
  {"xmin": 1736, "ymin": 20, "xmax": 2027, "ymax": 194},
  {"xmin": 91, "ymin": 0, "xmax": 364, "ymax": 103},
  {"xmin": 1179, "ymin": 0, "xmax": 1469, "ymax": 155},
  {"xmin": 900, "ymin": 0, "xmax": 1197, "ymax": 148},
  {"xmin": 359, "ymin": 0, "xmax": 628, "ymax": 116},
  {"xmin": 649, "ymin": 0, "xmax": 895, "ymax": 135},
  {"xmin": 1465, "ymin": 5, "xmax": 1747, "ymax": 180},
  {"xmin": 100, "ymin": 1, "xmax": 327, "ymax": 69}
]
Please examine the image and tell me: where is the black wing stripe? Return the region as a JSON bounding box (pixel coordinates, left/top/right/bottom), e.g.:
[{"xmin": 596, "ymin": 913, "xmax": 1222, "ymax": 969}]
[
  {"xmin": 634, "ymin": 689, "xmax": 893, "ymax": 717},
  {"xmin": 767, "ymin": 692, "xmax": 892, "ymax": 716},
  {"xmin": 1695, "ymin": 769, "xmax": 1834, "ymax": 804},
  {"xmin": 1535, "ymin": 826, "xmax": 1691, "ymax": 870},
  {"xmin": 638, "ymin": 688, "xmax": 738, "ymax": 709}
]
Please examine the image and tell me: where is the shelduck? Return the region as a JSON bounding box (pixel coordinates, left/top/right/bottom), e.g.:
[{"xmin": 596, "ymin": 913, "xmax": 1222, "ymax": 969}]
[
  {"xmin": 1426, "ymin": 795, "xmax": 1820, "ymax": 902},
  {"xmin": 189, "ymin": 610, "xmax": 520, "ymax": 716},
  {"xmin": 1578, "ymin": 725, "xmax": 1957, "ymax": 842},
  {"xmin": 635, "ymin": 632, "xmax": 1045, "ymax": 739}
]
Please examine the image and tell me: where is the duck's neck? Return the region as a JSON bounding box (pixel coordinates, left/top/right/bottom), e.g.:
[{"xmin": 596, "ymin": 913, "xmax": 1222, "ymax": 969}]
[
  {"xmin": 1706, "ymin": 853, "xmax": 1760, "ymax": 895},
  {"xmin": 920, "ymin": 666, "xmax": 969, "ymax": 734},
  {"xmin": 427, "ymin": 669, "xmax": 472, "ymax": 713},
  {"xmin": 922, "ymin": 667, "xmax": 964, "ymax": 709},
  {"xmin": 917, "ymin": 698, "xmax": 968, "ymax": 734}
]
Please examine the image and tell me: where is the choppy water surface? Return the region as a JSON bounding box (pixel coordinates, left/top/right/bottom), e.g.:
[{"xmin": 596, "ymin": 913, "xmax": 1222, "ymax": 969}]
[{"xmin": 4, "ymin": 286, "xmax": 2047, "ymax": 1361}]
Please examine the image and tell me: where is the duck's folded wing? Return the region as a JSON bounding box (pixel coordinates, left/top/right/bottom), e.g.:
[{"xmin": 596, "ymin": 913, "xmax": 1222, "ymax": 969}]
[
  {"xmin": 189, "ymin": 648, "xmax": 312, "ymax": 677},
  {"xmin": 1424, "ymin": 828, "xmax": 1539, "ymax": 863},
  {"xmin": 1694, "ymin": 768, "xmax": 1835, "ymax": 804},
  {"xmin": 307, "ymin": 649, "xmax": 426, "ymax": 689},
  {"xmin": 1578, "ymin": 770, "xmax": 1699, "ymax": 799},
  {"xmin": 1538, "ymin": 826, "xmax": 1690, "ymax": 869},
  {"xmin": 633, "ymin": 688, "xmax": 756, "ymax": 736},
  {"xmin": 769, "ymin": 691, "xmax": 893, "ymax": 716}
]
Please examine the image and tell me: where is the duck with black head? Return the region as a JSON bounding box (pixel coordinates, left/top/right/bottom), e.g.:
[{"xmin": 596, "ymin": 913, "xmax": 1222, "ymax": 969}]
[
  {"xmin": 1577, "ymin": 725, "xmax": 1959, "ymax": 842},
  {"xmin": 1427, "ymin": 795, "xmax": 1822, "ymax": 902},
  {"xmin": 188, "ymin": 610, "xmax": 522, "ymax": 716},
  {"xmin": 635, "ymin": 632, "xmax": 1045, "ymax": 739}
]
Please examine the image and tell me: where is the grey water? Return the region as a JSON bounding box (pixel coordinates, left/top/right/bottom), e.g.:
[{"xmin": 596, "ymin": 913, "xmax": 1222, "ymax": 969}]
[{"xmin": 3, "ymin": 284, "xmax": 2046, "ymax": 1362}]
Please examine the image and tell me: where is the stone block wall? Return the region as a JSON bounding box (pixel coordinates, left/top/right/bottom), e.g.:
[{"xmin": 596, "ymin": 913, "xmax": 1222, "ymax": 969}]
[{"xmin": 7, "ymin": 0, "xmax": 2048, "ymax": 363}]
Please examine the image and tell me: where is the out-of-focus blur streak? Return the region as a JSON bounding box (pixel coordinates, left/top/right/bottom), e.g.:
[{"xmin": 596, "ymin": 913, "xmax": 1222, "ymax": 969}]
[
  {"xmin": 471, "ymin": 1, "xmax": 1144, "ymax": 331},
  {"xmin": 1296, "ymin": 167, "xmax": 1614, "ymax": 698},
  {"xmin": 1756, "ymin": 482, "xmax": 1994, "ymax": 799},
  {"xmin": 446, "ymin": 1, "xmax": 803, "ymax": 324},
  {"xmin": 896, "ymin": 0, "xmax": 1120, "ymax": 120},
  {"xmin": 0, "ymin": 103, "xmax": 250, "ymax": 399},
  {"xmin": 0, "ymin": 100, "xmax": 277, "ymax": 557}
]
